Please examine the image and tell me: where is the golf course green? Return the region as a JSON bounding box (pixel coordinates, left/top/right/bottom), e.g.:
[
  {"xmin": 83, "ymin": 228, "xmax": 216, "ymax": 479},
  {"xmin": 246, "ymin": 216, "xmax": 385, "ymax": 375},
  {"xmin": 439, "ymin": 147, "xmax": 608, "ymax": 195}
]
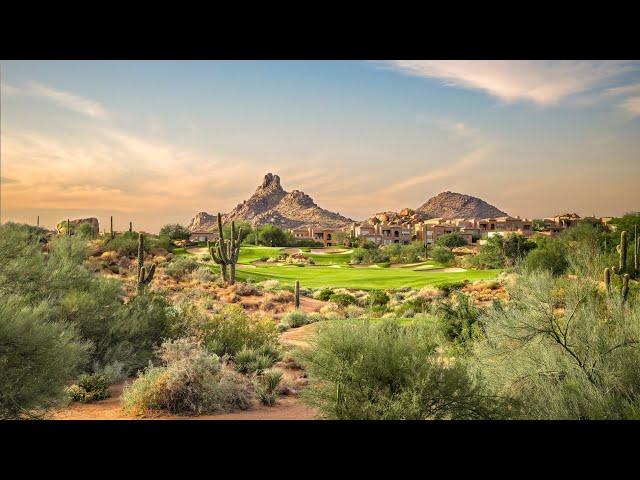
[{"xmin": 184, "ymin": 245, "xmax": 501, "ymax": 290}]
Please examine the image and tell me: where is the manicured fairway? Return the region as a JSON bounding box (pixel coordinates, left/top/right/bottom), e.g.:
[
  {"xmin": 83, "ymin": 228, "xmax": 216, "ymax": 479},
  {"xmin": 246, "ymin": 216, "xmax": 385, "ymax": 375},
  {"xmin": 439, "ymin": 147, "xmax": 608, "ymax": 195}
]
[
  {"xmin": 235, "ymin": 264, "xmax": 501, "ymax": 290},
  {"xmin": 189, "ymin": 245, "xmax": 501, "ymax": 290}
]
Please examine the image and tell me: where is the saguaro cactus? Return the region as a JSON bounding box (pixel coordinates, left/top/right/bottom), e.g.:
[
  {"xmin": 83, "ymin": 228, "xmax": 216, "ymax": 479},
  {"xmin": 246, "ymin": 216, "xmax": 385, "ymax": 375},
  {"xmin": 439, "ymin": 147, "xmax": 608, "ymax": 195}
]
[
  {"xmin": 67, "ymin": 219, "xmax": 71, "ymax": 236},
  {"xmin": 207, "ymin": 213, "xmax": 242, "ymax": 285},
  {"xmin": 634, "ymin": 225, "xmax": 638, "ymax": 276},
  {"xmin": 618, "ymin": 230, "xmax": 628, "ymax": 274},
  {"xmin": 110, "ymin": 216, "xmax": 114, "ymax": 239},
  {"xmin": 37, "ymin": 215, "xmax": 40, "ymax": 228},
  {"xmin": 295, "ymin": 280, "xmax": 300, "ymax": 309},
  {"xmin": 604, "ymin": 267, "xmax": 611, "ymax": 293},
  {"xmin": 605, "ymin": 230, "xmax": 632, "ymax": 304},
  {"xmin": 136, "ymin": 233, "xmax": 155, "ymax": 292},
  {"xmin": 129, "ymin": 221, "xmax": 133, "ymax": 233}
]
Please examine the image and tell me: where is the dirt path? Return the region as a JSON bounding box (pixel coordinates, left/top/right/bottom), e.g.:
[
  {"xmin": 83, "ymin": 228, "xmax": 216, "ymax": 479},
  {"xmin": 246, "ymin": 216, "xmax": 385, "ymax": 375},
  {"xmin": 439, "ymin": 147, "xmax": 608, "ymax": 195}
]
[{"xmin": 50, "ymin": 323, "xmax": 321, "ymax": 420}]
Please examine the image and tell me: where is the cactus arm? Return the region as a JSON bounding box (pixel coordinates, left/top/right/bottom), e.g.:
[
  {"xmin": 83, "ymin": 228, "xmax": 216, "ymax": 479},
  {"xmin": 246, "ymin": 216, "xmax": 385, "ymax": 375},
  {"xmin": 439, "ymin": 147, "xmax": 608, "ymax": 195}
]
[{"xmin": 621, "ymin": 274, "xmax": 630, "ymax": 303}]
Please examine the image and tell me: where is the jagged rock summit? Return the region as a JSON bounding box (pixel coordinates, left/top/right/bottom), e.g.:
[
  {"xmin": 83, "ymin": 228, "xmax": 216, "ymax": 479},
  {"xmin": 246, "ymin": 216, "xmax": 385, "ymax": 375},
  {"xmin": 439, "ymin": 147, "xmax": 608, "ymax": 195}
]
[
  {"xmin": 416, "ymin": 191, "xmax": 507, "ymax": 219},
  {"xmin": 188, "ymin": 173, "xmax": 353, "ymax": 231}
]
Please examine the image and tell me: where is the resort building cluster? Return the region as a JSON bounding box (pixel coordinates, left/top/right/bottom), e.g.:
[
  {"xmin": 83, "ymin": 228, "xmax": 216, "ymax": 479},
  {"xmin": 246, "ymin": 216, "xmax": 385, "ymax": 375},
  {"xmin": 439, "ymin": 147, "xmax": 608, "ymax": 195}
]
[{"xmin": 189, "ymin": 212, "xmax": 612, "ymax": 247}]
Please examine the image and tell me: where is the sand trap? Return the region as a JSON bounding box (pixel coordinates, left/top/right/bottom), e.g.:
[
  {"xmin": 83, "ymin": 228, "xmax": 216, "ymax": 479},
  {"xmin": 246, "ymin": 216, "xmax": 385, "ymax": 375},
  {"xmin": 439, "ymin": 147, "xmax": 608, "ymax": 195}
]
[{"xmin": 425, "ymin": 267, "xmax": 467, "ymax": 273}]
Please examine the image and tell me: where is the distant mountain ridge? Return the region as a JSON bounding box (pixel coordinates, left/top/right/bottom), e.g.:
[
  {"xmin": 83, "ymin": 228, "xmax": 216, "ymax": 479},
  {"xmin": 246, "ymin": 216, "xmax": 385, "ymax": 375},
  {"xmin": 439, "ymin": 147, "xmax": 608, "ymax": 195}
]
[
  {"xmin": 416, "ymin": 191, "xmax": 508, "ymax": 219},
  {"xmin": 187, "ymin": 173, "xmax": 353, "ymax": 231}
]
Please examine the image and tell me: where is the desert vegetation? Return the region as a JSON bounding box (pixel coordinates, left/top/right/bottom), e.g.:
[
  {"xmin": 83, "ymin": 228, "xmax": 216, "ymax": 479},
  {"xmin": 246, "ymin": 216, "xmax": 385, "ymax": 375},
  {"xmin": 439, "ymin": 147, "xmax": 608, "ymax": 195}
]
[{"xmin": 1, "ymin": 212, "xmax": 638, "ymax": 420}]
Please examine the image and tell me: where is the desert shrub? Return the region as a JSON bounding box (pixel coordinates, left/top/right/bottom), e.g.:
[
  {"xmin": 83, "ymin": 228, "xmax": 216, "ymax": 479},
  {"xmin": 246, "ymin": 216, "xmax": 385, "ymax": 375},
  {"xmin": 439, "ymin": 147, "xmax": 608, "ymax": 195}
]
[
  {"xmin": 66, "ymin": 373, "xmax": 111, "ymax": 403},
  {"xmin": 367, "ymin": 290, "xmax": 389, "ymax": 306},
  {"xmin": 165, "ymin": 256, "xmax": 199, "ymax": 280},
  {"xmin": 319, "ymin": 303, "xmax": 344, "ymax": 320},
  {"xmin": 314, "ymin": 288, "xmax": 334, "ymax": 301},
  {"xmin": 307, "ymin": 312, "xmax": 324, "ymax": 324},
  {"xmin": 430, "ymin": 246, "xmax": 455, "ymax": 265},
  {"xmin": 191, "ymin": 267, "xmax": 214, "ymax": 283},
  {"xmin": 0, "ymin": 298, "xmax": 90, "ymax": 418},
  {"xmin": 256, "ymin": 343, "xmax": 282, "ymax": 363},
  {"xmin": 260, "ymin": 279, "xmax": 281, "ymax": 292},
  {"xmin": 105, "ymin": 292, "xmax": 177, "ymax": 375},
  {"xmin": 159, "ymin": 224, "xmax": 191, "ymax": 241},
  {"xmin": 281, "ymin": 310, "xmax": 309, "ymax": 328},
  {"xmin": 524, "ymin": 238, "xmax": 568, "ymax": 276},
  {"xmin": 234, "ymin": 348, "xmax": 259, "ymax": 374},
  {"xmin": 199, "ymin": 304, "xmax": 278, "ymax": 357},
  {"xmin": 255, "ymin": 369, "xmax": 283, "ymax": 406},
  {"xmin": 435, "ymin": 292, "xmax": 483, "ymax": 346},
  {"xmin": 329, "ymin": 293, "xmax": 357, "ymax": 307},
  {"xmin": 299, "ymin": 319, "xmax": 497, "ymax": 420},
  {"xmin": 232, "ymin": 282, "xmax": 260, "ymax": 296},
  {"xmin": 437, "ymin": 281, "xmax": 468, "ymax": 297},
  {"xmin": 122, "ymin": 338, "xmax": 251, "ymax": 416},
  {"xmin": 269, "ymin": 290, "xmax": 294, "ymax": 303},
  {"xmin": 345, "ymin": 305, "xmax": 365, "ymax": 318},
  {"xmin": 471, "ymin": 269, "xmax": 640, "ymax": 419},
  {"xmin": 436, "ymin": 233, "xmax": 468, "ymax": 249}
]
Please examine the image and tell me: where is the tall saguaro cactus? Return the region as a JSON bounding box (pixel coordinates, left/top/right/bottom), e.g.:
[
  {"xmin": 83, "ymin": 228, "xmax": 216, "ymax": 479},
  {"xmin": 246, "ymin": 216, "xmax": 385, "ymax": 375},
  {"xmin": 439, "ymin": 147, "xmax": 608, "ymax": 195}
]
[
  {"xmin": 295, "ymin": 280, "xmax": 301, "ymax": 309},
  {"xmin": 634, "ymin": 225, "xmax": 638, "ymax": 276},
  {"xmin": 129, "ymin": 221, "xmax": 133, "ymax": 233},
  {"xmin": 110, "ymin": 216, "xmax": 114, "ymax": 239},
  {"xmin": 136, "ymin": 233, "xmax": 155, "ymax": 293},
  {"xmin": 67, "ymin": 219, "xmax": 71, "ymax": 236},
  {"xmin": 605, "ymin": 230, "xmax": 631, "ymax": 303},
  {"xmin": 207, "ymin": 212, "xmax": 241, "ymax": 285}
]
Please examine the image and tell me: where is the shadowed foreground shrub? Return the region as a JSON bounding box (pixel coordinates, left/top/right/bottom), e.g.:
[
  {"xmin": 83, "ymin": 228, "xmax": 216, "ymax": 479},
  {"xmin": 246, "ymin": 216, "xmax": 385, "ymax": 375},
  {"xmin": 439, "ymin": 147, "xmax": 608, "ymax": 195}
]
[
  {"xmin": 298, "ymin": 318, "xmax": 497, "ymax": 420},
  {"xmin": 471, "ymin": 270, "xmax": 640, "ymax": 419},
  {"xmin": 122, "ymin": 338, "xmax": 252, "ymax": 416},
  {"xmin": 0, "ymin": 298, "xmax": 90, "ymax": 419}
]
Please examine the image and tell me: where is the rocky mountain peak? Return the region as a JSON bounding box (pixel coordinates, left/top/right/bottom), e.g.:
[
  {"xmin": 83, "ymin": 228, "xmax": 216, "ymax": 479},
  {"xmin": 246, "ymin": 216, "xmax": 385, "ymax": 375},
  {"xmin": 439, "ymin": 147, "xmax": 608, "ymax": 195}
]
[{"xmin": 188, "ymin": 173, "xmax": 353, "ymax": 231}]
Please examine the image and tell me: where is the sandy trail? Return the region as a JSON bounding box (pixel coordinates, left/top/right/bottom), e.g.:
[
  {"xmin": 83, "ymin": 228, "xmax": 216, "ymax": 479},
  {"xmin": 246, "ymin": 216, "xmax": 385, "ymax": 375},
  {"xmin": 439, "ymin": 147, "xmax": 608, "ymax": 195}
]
[{"xmin": 50, "ymin": 321, "xmax": 321, "ymax": 420}]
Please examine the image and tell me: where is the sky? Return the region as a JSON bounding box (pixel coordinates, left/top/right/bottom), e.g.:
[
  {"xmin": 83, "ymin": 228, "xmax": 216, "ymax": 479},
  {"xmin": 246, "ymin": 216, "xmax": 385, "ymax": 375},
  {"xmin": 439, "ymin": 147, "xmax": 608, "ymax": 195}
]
[{"xmin": 1, "ymin": 60, "xmax": 639, "ymax": 233}]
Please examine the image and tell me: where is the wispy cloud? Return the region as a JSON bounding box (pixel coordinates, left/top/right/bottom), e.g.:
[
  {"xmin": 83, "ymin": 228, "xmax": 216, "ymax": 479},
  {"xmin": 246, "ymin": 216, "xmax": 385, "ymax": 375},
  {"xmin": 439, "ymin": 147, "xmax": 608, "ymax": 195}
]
[
  {"xmin": 386, "ymin": 61, "xmax": 638, "ymax": 106},
  {"xmin": 1, "ymin": 81, "xmax": 107, "ymax": 118},
  {"xmin": 384, "ymin": 118, "xmax": 492, "ymax": 195},
  {"xmin": 619, "ymin": 96, "xmax": 640, "ymax": 118}
]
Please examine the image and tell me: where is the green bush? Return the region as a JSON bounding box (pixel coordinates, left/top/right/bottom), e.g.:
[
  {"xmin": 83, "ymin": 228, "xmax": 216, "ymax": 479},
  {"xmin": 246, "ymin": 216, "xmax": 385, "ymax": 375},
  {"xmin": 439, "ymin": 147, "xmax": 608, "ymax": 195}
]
[
  {"xmin": 165, "ymin": 256, "xmax": 199, "ymax": 280},
  {"xmin": 524, "ymin": 238, "xmax": 568, "ymax": 276},
  {"xmin": 430, "ymin": 245, "xmax": 455, "ymax": 265},
  {"xmin": 0, "ymin": 298, "xmax": 90, "ymax": 418},
  {"xmin": 329, "ymin": 293, "xmax": 357, "ymax": 307},
  {"xmin": 66, "ymin": 373, "xmax": 111, "ymax": 403},
  {"xmin": 159, "ymin": 224, "xmax": 191, "ymax": 241},
  {"xmin": 122, "ymin": 338, "xmax": 251, "ymax": 416},
  {"xmin": 436, "ymin": 233, "xmax": 468, "ymax": 248},
  {"xmin": 471, "ymin": 269, "xmax": 640, "ymax": 419},
  {"xmin": 298, "ymin": 318, "xmax": 496, "ymax": 419},
  {"xmin": 255, "ymin": 369, "xmax": 283, "ymax": 406},
  {"xmin": 367, "ymin": 290, "xmax": 390, "ymax": 306},
  {"xmin": 314, "ymin": 288, "xmax": 334, "ymax": 301},
  {"xmin": 199, "ymin": 304, "xmax": 278, "ymax": 357},
  {"xmin": 281, "ymin": 310, "xmax": 309, "ymax": 328},
  {"xmin": 102, "ymin": 232, "xmax": 140, "ymax": 257}
]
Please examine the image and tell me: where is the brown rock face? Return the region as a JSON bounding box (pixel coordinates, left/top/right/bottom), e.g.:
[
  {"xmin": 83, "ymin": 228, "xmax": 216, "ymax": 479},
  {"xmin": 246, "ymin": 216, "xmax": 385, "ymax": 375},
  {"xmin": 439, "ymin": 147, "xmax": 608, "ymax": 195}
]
[
  {"xmin": 187, "ymin": 212, "xmax": 217, "ymax": 231},
  {"xmin": 56, "ymin": 217, "xmax": 100, "ymax": 236},
  {"xmin": 416, "ymin": 191, "xmax": 507, "ymax": 219},
  {"xmin": 188, "ymin": 173, "xmax": 353, "ymax": 231}
]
